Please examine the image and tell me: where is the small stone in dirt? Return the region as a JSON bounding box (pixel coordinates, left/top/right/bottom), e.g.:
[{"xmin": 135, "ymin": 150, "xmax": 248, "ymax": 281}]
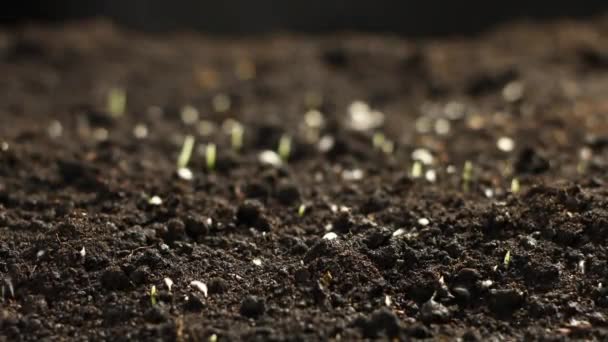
[
  {"xmin": 452, "ymin": 286, "xmax": 471, "ymax": 302},
  {"xmin": 240, "ymin": 295, "xmax": 265, "ymax": 318},
  {"xmin": 356, "ymin": 308, "xmax": 402, "ymax": 338},
  {"xmin": 101, "ymin": 266, "xmax": 129, "ymax": 291},
  {"xmin": 184, "ymin": 215, "xmax": 210, "ymax": 238},
  {"xmin": 419, "ymin": 296, "xmax": 450, "ymax": 323},
  {"xmin": 207, "ymin": 277, "xmax": 228, "ymax": 294},
  {"xmin": 184, "ymin": 294, "xmax": 205, "ymax": 312},
  {"xmin": 166, "ymin": 218, "xmax": 186, "ymax": 241},
  {"xmin": 515, "ymin": 147, "xmax": 549, "ymax": 174},
  {"xmin": 275, "ymin": 183, "xmax": 300, "ymax": 205},
  {"xmin": 236, "ymin": 199, "xmax": 263, "ymax": 227},
  {"xmin": 489, "ymin": 289, "xmax": 524, "ymax": 315}
]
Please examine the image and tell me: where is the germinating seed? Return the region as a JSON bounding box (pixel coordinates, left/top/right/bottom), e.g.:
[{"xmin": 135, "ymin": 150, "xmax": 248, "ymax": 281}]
[
  {"xmin": 318, "ymin": 135, "xmax": 334, "ymax": 152},
  {"xmin": 304, "ymin": 109, "xmax": 325, "ymax": 128},
  {"xmin": 177, "ymin": 135, "xmax": 195, "ymax": 170},
  {"xmin": 150, "ymin": 285, "xmax": 158, "ymax": 305},
  {"xmin": 412, "ymin": 148, "xmax": 434, "ymax": 165},
  {"xmin": 190, "ymin": 280, "xmax": 208, "ymax": 297},
  {"xmin": 212, "ymin": 93, "xmax": 231, "ymax": 113},
  {"xmin": 504, "ymin": 250, "xmax": 511, "ymax": 269},
  {"xmin": 510, "ymin": 178, "xmax": 520, "ymax": 193},
  {"xmin": 164, "ymin": 277, "xmax": 174, "ymax": 291},
  {"xmin": 348, "ymin": 100, "xmax": 384, "ymax": 131},
  {"xmin": 418, "ymin": 218, "xmax": 430, "ymax": 226},
  {"xmin": 206, "ymin": 143, "xmax": 217, "ymax": 171},
  {"xmin": 231, "ymin": 123, "xmax": 244, "ymax": 151},
  {"xmin": 298, "ymin": 204, "xmax": 306, "ymax": 217},
  {"xmin": 252, "ymin": 258, "xmax": 262, "ymax": 266},
  {"xmin": 177, "ymin": 167, "xmax": 193, "ymax": 181},
  {"xmin": 411, "ymin": 161, "xmax": 423, "ymax": 178},
  {"xmin": 48, "ymin": 120, "xmax": 63, "ymax": 138},
  {"xmin": 259, "ymin": 150, "xmax": 283, "ymax": 167},
  {"xmin": 133, "ymin": 123, "xmax": 148, "ymax": 139},
  {"xmin": 425, "ymin": 169, "xmax": 437, "ymax": 182}
]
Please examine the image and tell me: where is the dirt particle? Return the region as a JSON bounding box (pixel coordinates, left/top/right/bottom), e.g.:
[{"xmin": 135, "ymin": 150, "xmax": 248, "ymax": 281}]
[
  {"xmin": 101, "ymin": 266, "xmax": 130, "ymax": 291},
  {"xmin": 207, "ymin": 277, "xmax": 228, "ymax": 294},
  {"xmin": 489, "ymin": 289, "xmax": 524, "ymax": 315},
  {"xmin": 240, "ymin": 295, "xmax": 266, "ymax": 318},
  {"xmin": 419, "ymin": 296, "xmax": 450, "ymax": 323}
]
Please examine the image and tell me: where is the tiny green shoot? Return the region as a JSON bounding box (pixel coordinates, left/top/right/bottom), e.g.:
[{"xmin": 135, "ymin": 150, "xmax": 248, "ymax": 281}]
[
  {"xmin": 504, "ymin": 250, "xmax": 511, "ymax": 269},
  {"xmin": 208, "ymin": 334, "xmax": 218, "ymax": 342},
  {"xmin": 278, "ymin": 135, "xmax": 292, "ymax": 161},
  {"xmin": 510, "ymin": 178, "xmax": 520, "ymax": 194},
  {"xmin": 107, "ymin": 87, "xmax": 126, "ymax": 118},
  {"xmin": 372, "ymin": 132, "xmax": 385, "ymax": 149},
  {"xmin": 206, "ymin": 143, "xmax": 217, "ymax": 171},
  {"xmin": 177, "ymin": 135, "xmax": 195, "ymax": 170},
  {"xmin": 150, "ymin": 285, "xmax": 158, "ymax": 305},
  {"xmin": 411, "ymin": 161, "xmax": 423, "ymax": 178},
  {"xmin": 231, "ymin": 123, "xmax": 244, "ymax": 151},
  {"xmin": 462, "ymin": 160, "xmax": 473, "ymax": 192},
  {"xmin": 298, "ymin": 204, "xmax": 306, "ymax": 217}
]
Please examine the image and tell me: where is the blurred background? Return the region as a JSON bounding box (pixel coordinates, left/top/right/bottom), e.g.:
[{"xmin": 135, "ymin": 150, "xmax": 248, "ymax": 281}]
[{"xmin": 3, "ymin": 0, "xmax": 608, "ymax": 36}]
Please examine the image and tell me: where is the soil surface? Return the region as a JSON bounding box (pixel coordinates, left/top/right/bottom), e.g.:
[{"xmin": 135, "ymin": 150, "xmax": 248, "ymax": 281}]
[{"xmin": 1, "ymin": 17, "xmax": 608, "ymax": 341}]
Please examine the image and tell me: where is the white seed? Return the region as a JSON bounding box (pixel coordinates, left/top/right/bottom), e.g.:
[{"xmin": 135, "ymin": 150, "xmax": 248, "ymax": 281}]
[
  {"xmin": 446, "ymin": 165, "xmax": 456, "ymax": 174},
  {"xmin": 418, "ymin": 218, "xmax": 430, "ymax": 226},
  {"xmin": 323, "ymin": 232, "xmax": 338, "ymax": 240},
  {"xmin": 304, "ymin": 109, "xmax": 325, "ymax": 128},
  {"xmin": 480, "ymin": 280, "xmax": 493, "ymax": 288},
  {"xmin": 181, "ymin": 105, "xmax": 199, "ymax": 125},
  {"xmin": 348, "ymin": 100, "xmax": 384, "ymax": 131},
  {"xmin": 148, "ymin": 196, "xmax": 163, "ymax": 206},
  {"xmin": 578, "ymin": 260, "xmax": 586, "ymax": 274},
  {"xmin": 318, "ymin": 135, "xmax": 335, "ymax": 152},
  {"xmin": 342, "ymin": 169, "xmax": 364, "ymax": 181},
  {"xmin": 484, "ymin": 188, "xmax": 494, "ymax": 198},
  {"xmin": 385, "ymin": 295, "xmax": 392, "ymax": 306},
  {"xmin": 425, "ymin": 169, "xmax": 437, "ymax": 183},
  {"xmin": 79, "ymin": 247, "xmax": 86, "ymax": 258},
  {"xmin": 48, "ymin": 120, "xmax": 63, "ymax": 138},
  {"xmin": 133, "ymin": 123, "xmax": 148, "ymax": 139},
  {"xmin": 164, "ymin": 277, "xmax": 174, "ymax": 291},
  {"xmin": 392, "ymin": 228, "xmax": 406, "ymax": 237},
  {"xmin": 412, "ymin": 148, "xmax": 434, "ymax": 165},
  {"xmin": 190, "ymin": 280, "xmax": 208, "ymax": 297},
  {"xmin": 497, "ymin": 136, "xmax": 515, "ymax": 152},
  {"xmin": 434, "ymin": 118, "xmax": 451, "ymax": 135},
  {"xmin": 252, "ymin": 258, "xmax": 262, "ymax": 266},
  {"xmin": 579, "ymin": 147, "xmax": 592, "ymax": 160},
  {"xmin": 177, "ymin": 167, "xmax": 193, "ymax": 181},
  {"xmin": 1, "ymin": 142, "xmax": 8, "ymax": 151},
  {"xmin": 502, "ymin": 81, "xmax": 525, "ymax": 102},
  {"xmin": 258, "ymin": 150, "xmax": 283, "ymax": 167}
]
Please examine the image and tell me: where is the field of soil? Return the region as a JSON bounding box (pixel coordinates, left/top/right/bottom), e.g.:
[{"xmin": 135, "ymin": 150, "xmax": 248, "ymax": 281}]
[{"xmin": 1, "ymin": 17, "xmax": 608, "ymax": 341}]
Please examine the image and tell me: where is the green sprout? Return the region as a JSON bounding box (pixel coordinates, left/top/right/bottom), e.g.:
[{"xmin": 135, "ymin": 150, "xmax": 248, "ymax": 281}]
[
  {"xmin": 298, "ymin": 204, "xmax": 307, "ymax": 217},
  {"xmin": 504, "ymin": 250, "xmax": 511, "ymax": 269},
  {"xmin": 462, "ymin": 161, "xmax": 473, "ymax": 192},
  {"xmin": 107, "ymin": 87, "xmax": 126, "ymax": 118},
  {"xmin": 206, "ymin": 143, "xmax": 217, "ymax": 171},
  {"xmin": 208, "ymin": 334, "xmax": 218, "ymax": 342},
  {"xmin": 411, "ymin": 161, "xmax": 423, "ymax": 178},
  {"xmin": 373, "ymin": 132, "xmax": 386, "ymax": 149},
  {"xmin": 177, "ymin": 135, "xmax": 195, "ymax": 170},
  {"xmin": 231, "ymin": 123, "xmax": 244, "ymax": 151},
  {"xmin": 510, "ymin": 178, "xmax": 520, "ymax": 194},
  {"xmin": 278, "ymin": 135, "xmax": 292, "ymax": 161},
  {"xmin": 150, "ymin": 285, "xmax": 158, "ymax": 305}
]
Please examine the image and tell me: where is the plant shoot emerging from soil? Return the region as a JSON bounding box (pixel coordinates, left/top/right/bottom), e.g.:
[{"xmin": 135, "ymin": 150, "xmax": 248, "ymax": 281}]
[
  {"xmin": 298, "ymin": 204, "xmax": 306, "ymax": 217},
  {"xmin": 206, "ymin": 143, "xmax": 217, "ymax": 171},
  {"xmin": 177, "ymin": 135, "xmax": 195, "ymax": 170},
  {"xmin": 511, "ymin": 178, "xmax": 521, "ymax": 194},
  {"xmin": 411, "ymin": 161, "xmax": 423, "ymax": 178},
  {"xmin": 504, "ymin": 250, "xmax": 512, "ymax": 269},
  {"xmin": 107, "ymin": 87, "xmax": 126, "ymax": 118},
  {"xmin": 462, "ymin": 161, "xmax": 473, "ymax": 192},
  {"xmin": 278, "ymin": 135, "xmax": 292, "ymax": 161}
]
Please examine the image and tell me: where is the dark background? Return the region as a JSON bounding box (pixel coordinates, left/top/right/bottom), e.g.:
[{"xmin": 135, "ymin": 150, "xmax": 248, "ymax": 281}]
[{"xmin": 2, "ymin": 1, "xmax": 608, "ymax": 36}]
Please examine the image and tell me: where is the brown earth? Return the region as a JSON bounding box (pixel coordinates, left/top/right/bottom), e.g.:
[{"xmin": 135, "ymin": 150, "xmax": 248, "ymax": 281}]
[{"xmin": 1, "ymin": 17, "xmax": 608, "ymax": 341}]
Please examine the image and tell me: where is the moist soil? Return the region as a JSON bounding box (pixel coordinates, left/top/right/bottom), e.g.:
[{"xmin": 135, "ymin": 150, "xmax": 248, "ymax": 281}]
[{"xmin": 1, "ymin": 18, "xmax": 608, "ymax": 341}]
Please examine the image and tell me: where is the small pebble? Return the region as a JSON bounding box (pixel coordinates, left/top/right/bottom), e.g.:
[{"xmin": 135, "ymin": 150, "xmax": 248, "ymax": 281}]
[{"xmin": 240, "ymin": 295, "xmax": 265, "ymax": 318}]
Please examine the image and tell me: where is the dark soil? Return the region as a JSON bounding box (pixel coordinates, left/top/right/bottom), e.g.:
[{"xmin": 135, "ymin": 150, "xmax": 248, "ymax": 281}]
[{"xmin": 1, "ymin": 18, "xmax": 608, "ymax": 341}]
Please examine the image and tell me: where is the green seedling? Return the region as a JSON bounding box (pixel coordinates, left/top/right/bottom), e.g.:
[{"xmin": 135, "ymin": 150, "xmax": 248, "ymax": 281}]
[
  {"xmin": 150, "ymin": 285, "xmax": 158, "ymax": 305},
  {"xmin": 411, "ymin": 161, "xmax": 423, "ymax": 178},
  {"xmin": 298, "ymin": 204, "xmax": 307, "ymax": 217},
  {"xmin": 510, "ymin": 178, "xmax": 520, "ymax": 194},
  {"xmin": 278, "ymin": 135, "xmax": 292, "ymax": 161},
  {"xmin": 373, "ymin": 132, "xmax": 386, "ymax": 149},
  {"xmin": 231, "ymin": 123, "xmax": 244, "ymax": 151},
  {"xmin": 462, "ymin": 161, "xmax": 473, "ymax": 192},
  {"xmin": 177, "ymin": 135, "xmax": 195, "ymax": 170},
  {"xmin": 107, "ymin": 87, "xmax": 126, "ymax": 118},
  {"xmin": 206, "ymin": 143, "xmax": 217, "ymax": 171},
  {"xmin": 504, "ymin": 250, "xmax": 511, "ymax": 269}
]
